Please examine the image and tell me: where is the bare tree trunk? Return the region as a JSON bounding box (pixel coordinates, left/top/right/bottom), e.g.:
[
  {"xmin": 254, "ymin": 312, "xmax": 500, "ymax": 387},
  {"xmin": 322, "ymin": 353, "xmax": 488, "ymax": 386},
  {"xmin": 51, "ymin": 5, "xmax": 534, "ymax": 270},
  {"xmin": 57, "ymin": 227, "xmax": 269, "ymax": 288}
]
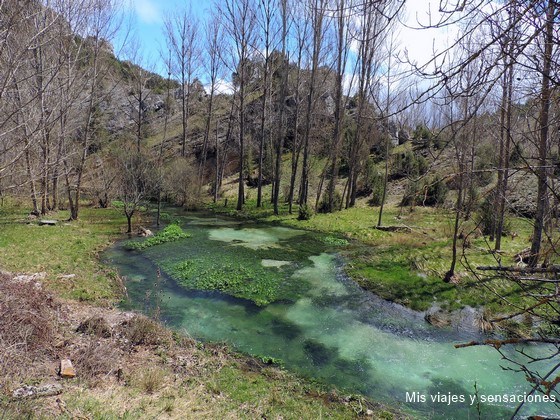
[
  {"xmin": 214, "ymin": 120, "xmax": 220, "ymax": 203},
  {"xmin": 298, "ymin": 0, "xmax": 325, "ymax": 209},
  {"xmin": 495, "ymin": 47, "xmax": 514, "ymax": 250},
  {"xmin": 325, "ymin": 0, "xmax": 347, "ymax": 213},
  {"xmin": 529, "ymin": 0, "xmax": 556, "ymax": 267},
  {"xmin": 273, "ymin": 0, "xmax": 288, "ymax": 215},
  {"xmin": 287, "ymin": 48, "xmax": 304, "ymax": 214}
]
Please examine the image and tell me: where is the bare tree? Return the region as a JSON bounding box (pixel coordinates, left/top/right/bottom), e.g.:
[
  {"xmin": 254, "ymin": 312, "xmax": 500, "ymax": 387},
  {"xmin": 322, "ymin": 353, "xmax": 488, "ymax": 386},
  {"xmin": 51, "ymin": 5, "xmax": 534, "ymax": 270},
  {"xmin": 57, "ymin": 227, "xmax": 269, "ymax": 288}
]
[
  {"xmin": 255, "ymin": 0, "xmax": 278, "ymax": 208},
  {"xmin": 286, "ymin": 1, "xmax": 310, "ymax": 214},
  {"xmin": 528, "ymin": 0, "xmax": 558, "ymax": 267},
  {"xmin": 163, "ymin": 7, "xmax": 200, "ymax": 159},
  {"xmin": 298, "ymin": 0, "xmax": 327, "ymax": 210},
  {"xmin": 219, "ymin": 0, "xmax": 258, "ymax": 211},
  {"xmin": 321, "ymin": 0, "xmax": 353, "ymax": 213},
  {"xmin": 272, "ymin": 0, "xmax": 288, "ymax": 215},
  {"xmin": 115, "ymin": 143, "xmax": 153, "ymax": 233},
  {"xmin": 202, "ymin": 13, "xmax": 224, "ymax": 202}
]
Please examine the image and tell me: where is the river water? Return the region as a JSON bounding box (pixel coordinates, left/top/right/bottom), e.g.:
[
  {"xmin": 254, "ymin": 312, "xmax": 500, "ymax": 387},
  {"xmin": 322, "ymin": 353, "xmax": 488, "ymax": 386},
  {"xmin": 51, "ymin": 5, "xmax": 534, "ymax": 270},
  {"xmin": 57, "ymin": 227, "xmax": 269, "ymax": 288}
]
[{"xmin": 103, "ymin": 213, "xmax": 559, "ymax": 419}]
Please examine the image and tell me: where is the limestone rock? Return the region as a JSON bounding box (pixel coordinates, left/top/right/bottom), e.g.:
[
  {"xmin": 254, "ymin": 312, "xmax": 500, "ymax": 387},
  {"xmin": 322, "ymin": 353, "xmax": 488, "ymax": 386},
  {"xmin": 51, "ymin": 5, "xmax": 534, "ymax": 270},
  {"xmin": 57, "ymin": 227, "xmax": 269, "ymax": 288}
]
[
  {"xmin": 13, "ymin": 383, "xmax": 62, "ymax": 399},
  {"xmin": 59, "ymin": 359, "xmax": 76, "ymax": 378},
  {"xmin": 13, "ymin": 272, "xmax": 46, "ymax": 283},
  {"xmin": 138, "ymin": 227, "xmax": 153, "ymax": 237}
]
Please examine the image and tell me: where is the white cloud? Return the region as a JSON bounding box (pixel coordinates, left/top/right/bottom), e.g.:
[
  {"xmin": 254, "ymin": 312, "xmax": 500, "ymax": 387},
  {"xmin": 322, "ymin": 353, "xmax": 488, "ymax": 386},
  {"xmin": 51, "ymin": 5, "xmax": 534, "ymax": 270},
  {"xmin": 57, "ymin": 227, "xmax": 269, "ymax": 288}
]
[
  {"xmin": 398, "ymin": 0, "xmax": 502, "ymax": 71},
  {"xmin": 205, "ymin": 79, "xmax": 234, "ymax": 95},
  {"xmin": 131, "ymin": 0, "xmax": 161, "ymax": 24},
  {"xmin": 398, "ymin": 1, "xmax": 459, "ymax": 70}
]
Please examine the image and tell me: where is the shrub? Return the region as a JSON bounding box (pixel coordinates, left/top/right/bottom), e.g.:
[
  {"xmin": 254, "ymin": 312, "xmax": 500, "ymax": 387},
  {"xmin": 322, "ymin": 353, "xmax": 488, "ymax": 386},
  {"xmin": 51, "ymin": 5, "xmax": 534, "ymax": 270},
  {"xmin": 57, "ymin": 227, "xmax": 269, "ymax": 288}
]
[
  {"xmin": 72, "ymin": 340, "xmax": 120, "ymax": 379},
  {"xmin": 510, "ymin": 141, "xmax": 523, "ymax": 165},
  {"xmin": 298, "ymin": 204, "xmax": 313, "ymax": 220},
  {"xmin": 317, "ymin": 191, "xmax": 342, "ymax": 213},
  {"xmin": 0, "ymin": 278, "xmax": 59, "ymax": 391},
  {"xmin": 478, "ymin": 195, "xmax": 510, "ymax": 236},
  {"xmin": 121, "ymin": 315, "xmax": 173, "ymax": 347},
  {"xmin": 358, "ymin": 158, "xmax": 384, "ymax": 205},
  {"xmin": 392, "ymin": 151, "xmax": 428, "ymax": 179},
  {"xmin": 132, "ymin": 366, "xmax": 166, "ymax": 394},
  {"xmin": 401, "ymin": 177, "xmax": 447, "ymax": 207},
  {"xmin": 77, "ymin": 316, "xmax": 112, "ymax": 338}
]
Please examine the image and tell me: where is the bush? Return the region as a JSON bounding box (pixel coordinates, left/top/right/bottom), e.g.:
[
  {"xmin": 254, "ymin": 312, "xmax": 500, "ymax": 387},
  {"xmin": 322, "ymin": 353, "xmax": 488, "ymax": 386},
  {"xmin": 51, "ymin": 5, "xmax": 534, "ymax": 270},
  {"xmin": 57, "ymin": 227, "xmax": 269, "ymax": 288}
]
[
  {"xmin": 478, "ymin": 195, "xmax": 511, "ymax": 236},
  {"xmin": 401, "ymin": 177, "xmax": 447, "ymax": 207},
  {"xmin": 133, "ymin": 367, "xmax": 165, "ymax": 394},
  {"xmin": 121, "ymin": 315, "xmax": 173, "ymax": 347},
  {"xmin": 358, "ymin": 158, "xmax": 384, "ymax": 205},
  {"xmin": 77, "ymin": 316, "xmax": 112, "ymax": 338},
  {"xmin": 473, "ymin": 145, "xmax": 496, "ymax": 187},
  {"xmin": 392, "ymin": 151, "xmax": 428, "ymax": 179},
  {"xmin": 317, "ymin": 191, "xmax": 342, "ymax": 213},
  {"xmin": 298, "ymin": 204, "xmax": 313, "ymax": 220},
  {"xmin": 0, "ymin": 278, "xmax": 59, "ymax": 391},
  {"xmin": 72, "ymin": 339, "xmax": 120, "ymax": 379}
]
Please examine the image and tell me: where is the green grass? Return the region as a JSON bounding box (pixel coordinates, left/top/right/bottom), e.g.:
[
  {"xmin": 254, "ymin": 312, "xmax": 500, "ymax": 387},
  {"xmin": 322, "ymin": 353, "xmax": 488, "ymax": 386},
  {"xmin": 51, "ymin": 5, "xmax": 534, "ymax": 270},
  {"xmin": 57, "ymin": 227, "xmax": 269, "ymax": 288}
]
[
  {"xmin": 125, "ymin": 223, "xmax": 190, "ymax": 250},
  {"xmin": 0, "ymin": 202, "xmax": 130, "ymax": 303},
  {"xmin": 56, "ymin": 355, "xmax": 390, "ymax": 420}
]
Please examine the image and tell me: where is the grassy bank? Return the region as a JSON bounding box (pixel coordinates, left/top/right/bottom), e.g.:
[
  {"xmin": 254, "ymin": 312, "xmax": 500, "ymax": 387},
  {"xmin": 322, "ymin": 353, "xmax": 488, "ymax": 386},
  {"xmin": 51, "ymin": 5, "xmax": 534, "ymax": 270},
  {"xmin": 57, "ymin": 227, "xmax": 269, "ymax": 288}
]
[
  {"xmin": 0, "ymin": 202, "xmax": 128, "ymax": 303},
  {"xmin": 0, "ymin": 201, "xmax": 401, "ymax": 419},
  {"xmin": 208, "ymin": 198, "xmax": 534, "ymax": 314}
]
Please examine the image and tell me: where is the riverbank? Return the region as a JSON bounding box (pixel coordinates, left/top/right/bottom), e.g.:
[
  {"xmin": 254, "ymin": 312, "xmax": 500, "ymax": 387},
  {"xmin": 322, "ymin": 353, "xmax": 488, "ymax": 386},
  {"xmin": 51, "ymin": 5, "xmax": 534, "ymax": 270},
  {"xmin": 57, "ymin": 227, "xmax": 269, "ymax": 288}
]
[
  {"xmin": 207, "ymin": 199, "xmax": 534, "ymax": 318},
  {"xmin": 0, "ymin": 202, "xmax": 401, "ymax": 419}
]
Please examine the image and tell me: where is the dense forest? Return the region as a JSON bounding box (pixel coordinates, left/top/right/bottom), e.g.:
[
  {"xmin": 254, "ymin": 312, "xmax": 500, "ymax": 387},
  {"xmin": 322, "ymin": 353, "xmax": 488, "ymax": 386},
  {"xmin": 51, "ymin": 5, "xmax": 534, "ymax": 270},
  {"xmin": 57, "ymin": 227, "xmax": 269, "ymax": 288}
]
[{"xmin": 1, "ymin": 0, "xmax": 560, "ymax": 417}]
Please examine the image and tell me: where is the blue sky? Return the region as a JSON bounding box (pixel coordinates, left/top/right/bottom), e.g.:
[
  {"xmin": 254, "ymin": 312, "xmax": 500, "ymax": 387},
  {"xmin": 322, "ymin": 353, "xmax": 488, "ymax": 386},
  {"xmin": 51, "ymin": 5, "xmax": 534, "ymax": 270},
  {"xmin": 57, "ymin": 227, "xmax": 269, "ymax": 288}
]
[
  {"xmin": 118, "ymin": 0, "xmax": 209, "ymax": 74},
  {"xmin": 117, "ymin": 0, "xmax": 469, "ymax": 90}
]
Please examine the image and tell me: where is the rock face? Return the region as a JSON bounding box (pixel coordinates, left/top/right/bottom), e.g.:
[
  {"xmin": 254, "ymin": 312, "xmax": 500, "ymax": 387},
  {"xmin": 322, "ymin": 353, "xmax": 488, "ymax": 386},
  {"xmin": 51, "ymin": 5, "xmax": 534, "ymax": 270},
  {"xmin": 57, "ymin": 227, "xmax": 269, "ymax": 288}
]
[
  {"xmin": 59, "ymin": 359, "xmax": 76, "ymax": 378},
  {"xmin": 13, "ymin": 383, "xmax": 63, "ymax": 398},
  {"xmin": 138, "ymin": 226, "xmax": 153, "ymax": 237}
]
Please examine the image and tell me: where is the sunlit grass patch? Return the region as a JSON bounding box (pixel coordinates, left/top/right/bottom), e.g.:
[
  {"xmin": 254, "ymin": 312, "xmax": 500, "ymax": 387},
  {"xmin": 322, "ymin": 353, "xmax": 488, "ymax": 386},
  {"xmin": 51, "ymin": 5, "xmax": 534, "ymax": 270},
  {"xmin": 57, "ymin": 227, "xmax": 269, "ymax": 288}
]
[{"xmin": 0, "ymin": 203, "xmax": 128, "ymax": 303}]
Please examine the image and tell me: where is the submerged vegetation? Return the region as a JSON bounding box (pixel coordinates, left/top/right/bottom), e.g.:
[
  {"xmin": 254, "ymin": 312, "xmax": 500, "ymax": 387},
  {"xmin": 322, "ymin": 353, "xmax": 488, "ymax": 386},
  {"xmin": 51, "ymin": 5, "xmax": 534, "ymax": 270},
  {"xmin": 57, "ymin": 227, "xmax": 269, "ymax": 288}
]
[{"xmin": 170, "ymin": 259, "xmax": 281, "ymax": 306}]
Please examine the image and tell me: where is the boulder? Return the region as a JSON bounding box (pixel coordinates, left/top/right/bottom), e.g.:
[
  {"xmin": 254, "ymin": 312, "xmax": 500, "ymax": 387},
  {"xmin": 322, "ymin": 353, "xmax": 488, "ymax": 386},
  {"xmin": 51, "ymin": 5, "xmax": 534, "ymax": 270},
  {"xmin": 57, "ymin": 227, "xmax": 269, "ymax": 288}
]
[
  {"xmin": 138, "ymin": 227, "xmax": 153, "ymax": 237},
  {"xmin": 59, "ymin": 359, "xmax": 76, "ymax": 378}
]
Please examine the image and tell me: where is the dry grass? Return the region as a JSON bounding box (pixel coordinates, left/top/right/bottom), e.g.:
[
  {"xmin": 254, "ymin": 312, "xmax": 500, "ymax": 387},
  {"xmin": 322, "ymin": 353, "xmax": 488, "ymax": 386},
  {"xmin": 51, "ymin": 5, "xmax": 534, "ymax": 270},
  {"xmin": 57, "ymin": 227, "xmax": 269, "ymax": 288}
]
[
  {"xmin": 76, "ymin": 315, "xmax": 112, "ymax": 338},
  {"xmin": 120, "ymin": 314, "xmax": 174, "ymax": 347},
  {"xmin": 71, "ymin": 339, "xmax": 121, "ymax": 380},
  {"xmin": 132, "ymin": 366, "xmax": 166, "ymax": 394},
  {"xmin": 0, "ymin": 277, "xmax": 60, "ymax": 392}
]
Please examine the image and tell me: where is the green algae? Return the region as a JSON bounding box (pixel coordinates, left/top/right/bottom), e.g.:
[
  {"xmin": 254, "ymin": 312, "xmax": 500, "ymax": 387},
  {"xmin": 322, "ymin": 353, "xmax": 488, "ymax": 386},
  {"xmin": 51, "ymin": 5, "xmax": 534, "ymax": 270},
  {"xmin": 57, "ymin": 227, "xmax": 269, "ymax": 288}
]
[
  {"xmin": 148, "ymin": 222, "xmax": 332, "ymax": 306},
  {"xmin": 169, "ymin": 259, "xmax": 280, "ymax": 306}
]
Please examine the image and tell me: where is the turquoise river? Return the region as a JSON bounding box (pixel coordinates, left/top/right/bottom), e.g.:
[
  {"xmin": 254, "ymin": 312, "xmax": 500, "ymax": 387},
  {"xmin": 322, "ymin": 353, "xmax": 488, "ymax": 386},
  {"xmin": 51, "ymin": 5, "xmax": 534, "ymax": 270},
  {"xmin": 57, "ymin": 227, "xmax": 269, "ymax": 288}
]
[{"xmin": 103, "ymin": 213, "xmax": 559, "ymax": 419}]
